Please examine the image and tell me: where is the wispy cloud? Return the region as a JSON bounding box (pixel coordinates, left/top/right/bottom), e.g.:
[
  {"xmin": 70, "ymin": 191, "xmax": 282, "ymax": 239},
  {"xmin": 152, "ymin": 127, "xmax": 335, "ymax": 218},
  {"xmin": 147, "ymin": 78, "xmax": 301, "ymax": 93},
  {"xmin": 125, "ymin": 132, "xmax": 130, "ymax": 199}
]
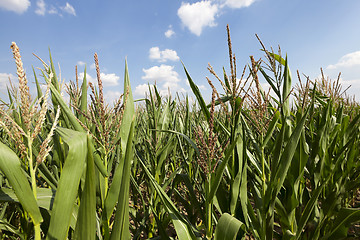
[
  {"xmin": 0, "ymin": 0, "xmax": 30, "ymax": 14},
  {"xmin": 48, "ymin": 5, "xmax": 58, "ymax": 15},
  {"xmin": 0, "ymin": 73, "xmax": 15, "ymax": 90},
  {"xmin": 61, "ymin": 2, "xmax": 76, "ymax": 16},
  {"xmin": 34, "ymin": 1, "xmax": 76, "ymax": 16},
  {"xmin": 165, "ymin": 25, "xmax": 175, "ymax": 38},
  {"xmin": 327, "ymin": 51, "xmax": 360, "ymax": 70},
  {"xmin": 149, "ymin": 47, "xmax": 180, "ymax": 62},
  {"xmin": 35, "ymin": 0, "xmax": 46, "ymax": 16},
  {"xmin": 77, "ymin": 61, "xmax": 86, "ymax": 66},
  {"xmin": 177, "ymin": 1, "xmax": 218, "ymax": 36}
]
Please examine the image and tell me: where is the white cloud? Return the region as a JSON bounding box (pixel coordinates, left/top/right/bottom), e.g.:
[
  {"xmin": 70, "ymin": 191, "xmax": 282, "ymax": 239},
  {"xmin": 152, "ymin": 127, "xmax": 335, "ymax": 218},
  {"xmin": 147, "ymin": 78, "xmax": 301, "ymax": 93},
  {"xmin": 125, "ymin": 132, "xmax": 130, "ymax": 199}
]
[
  {"xmin": 79, "ymin": 72, "xmax": 119, "ymax": 86},
  {"xmin": 0, "ymin": 0, "xmax": 30, "ymax": 14},
  {"xmin": 159, "ymin": 84, "xmax": 186, "ymax": 97},
  {"xmin": 149, "ymin": 47, "xmax": 180, "ymax": 63},
  {"xmin": 222, "ymin": 0, "xmax": 257, "ymax": 8},
  {"xmin": 101, "ymin": 73, "xmax": 120, "ymax": 86},
  {"xmin": 165, "ymin": 25, "xmax": 175, "ymax": 38},
  {"xmin": 34, "ymin": 0, "xmax": 75, "ymax": 16},
  {"xmin": 77, "ymin": 61, "xmax": 86, "ymax": 66},
  {"xmin": 137, "ymin": 65, "xmax": 186, "ymax": 97},
  {"xmin": 61, "ymin": 2, "xmax": 76, "ymax": 16},
  {"xmin": 0, "ymin": 73, "xmax": 15, "ymax": 90},
  {"xmin": 327, "ymin": 51, "xmax": 360, "ymax": 70},
  {"xmin": 104, "ymin": 90, "xmax": 122, "ymax": 103},
  {"xmin": 177, "ymin": 1, "xmax": 219, "ymax": 36},
  {"xmin": 176, "ymin": 0, "xmax": 257, "ymax": 36},
  {"xmin": 161, "ymin": 49, "xmax": 180, "ymax": 62},
  {"xmin": 134, "ymin": 84, "xmax": 150, "ymax": 97},
  {"xmin": 165, "ymin": 29, "xmax": 175, "ymax": 38},
  {"xmin": 48, "ymin": 6, "xmax": 58, "ymax": 15},
  {"xmin": 198, "ymin": 84, "xmax": 207, "ymax": 90},
  {"xmin": 142, "ymin": 65, "xmax": 181, "ymax": 83},
  {"xmin": 339, "ymin": 78, "xmax": 360, "ymax": 88},
  {"xmin": 149, "ymin": 47, "xmax": 161, "ymax": 60},
  {"xmin": 35, "ymin": 0, "xmax": 45, "ymax": 15}
]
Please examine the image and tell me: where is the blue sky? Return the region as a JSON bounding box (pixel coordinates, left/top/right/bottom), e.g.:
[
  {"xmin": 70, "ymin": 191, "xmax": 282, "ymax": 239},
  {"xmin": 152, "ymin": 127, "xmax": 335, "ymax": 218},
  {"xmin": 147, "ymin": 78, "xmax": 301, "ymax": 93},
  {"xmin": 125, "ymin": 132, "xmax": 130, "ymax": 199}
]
[{"xmin": 1, "ymin": 0, "xmax": 360, "ymax": 103}]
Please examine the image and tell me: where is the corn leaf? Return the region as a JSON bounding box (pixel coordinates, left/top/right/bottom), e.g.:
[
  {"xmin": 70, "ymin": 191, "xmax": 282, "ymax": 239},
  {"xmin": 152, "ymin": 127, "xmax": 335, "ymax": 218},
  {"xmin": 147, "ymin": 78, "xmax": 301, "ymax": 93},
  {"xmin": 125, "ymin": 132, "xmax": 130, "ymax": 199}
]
[
  {"xmin": 105, "ymin": 60, "xmax": 135, "ymax": 221},
  {"xmin": 183, "ymin": 63, "xmax": 210, "ymax": 121},
  {"xmin": 323, "ymin": 208, "xmax": 360, "ymax": 239},
  {"xmin": 0, "ymin": 142, "xmax": 43, "ymax": 225},
  {"xmin": 74, "ymin": 135, "xmax": 97, "ymax": 240},
  {"xmin": 138, "ymin": 151, "xmax": 198, "ymax": 240},
  {"xmin": 0, "ymin": 188, "xmax": 54, "ymax": 210},
  {"xmin": 46, "ymin": 127, "xmax": 88, "ymax": 240},
  {"xmin": 214, "ymin": 213, "xmax": 245, "ymax": 240},
  {"xmin": 79, "ymin": 66, "xmax": 88, "ymax": 124},
  {"xmin": 109, "ymin": 119, "xmax": 135, "ymax": 240}
]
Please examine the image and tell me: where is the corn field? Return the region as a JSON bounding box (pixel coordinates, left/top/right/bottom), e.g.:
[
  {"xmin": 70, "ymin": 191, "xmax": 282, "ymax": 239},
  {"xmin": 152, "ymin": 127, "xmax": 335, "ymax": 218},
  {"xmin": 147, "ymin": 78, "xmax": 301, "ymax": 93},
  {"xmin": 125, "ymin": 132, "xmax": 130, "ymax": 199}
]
[{"xmin": 0, "ymin": 27, "xmax": 360, "ymax": 239}]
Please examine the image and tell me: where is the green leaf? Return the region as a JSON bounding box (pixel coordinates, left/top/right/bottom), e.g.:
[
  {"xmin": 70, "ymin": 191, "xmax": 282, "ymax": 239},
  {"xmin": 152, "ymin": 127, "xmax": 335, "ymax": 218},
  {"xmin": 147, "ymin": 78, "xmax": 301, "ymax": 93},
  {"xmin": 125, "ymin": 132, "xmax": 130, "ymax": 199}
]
[
  {"xmin": 138, "ymin": 151, "xmax": 198, "ymax": 240},
  {"xmin": 214, "ymin": 213, "xmax": 245, "ymax": 240},
  {"xmin": 33, "ymin": 66, "xmax": 43, "ymax": 100},
  {"xmin": 48, "ymin": 49, "xmax": 60, "ymax": 91},
  {"xmin": 0, "ymin": 142, "xmax": 43, "ymax": 225},
  {"xmin": 74, "ymin": 135, "xmax": 97, "ymax": 240},
  {"xmin": 79, "ymin": 66, "xmax": 88, "ymax": 124},
  {"xmin": 323, "ymin": 208, "xmax": 360, "ymax": 239},
  {"xmin": 46, "ymin": 127, "xmax": 88, "ymax": 240},
  {"xmin": 105, "ymin": 60, "xmax": 135, "ymax": 221},
  {"xmin": 0, "ymin": 188, "xmax": 55, "ymax": 211},
  {"xmin": 0, "ymin": 219, "xmax": 25, "ymax": 239},
  {"xmin": 151, "ymin": 129, "xmax": 200, "ymax": 156},
  {"xmin": 119, "ymin": 59, "xmax": 135, "ymax": 157},
  {"xmin": 282, "ymin": 55, "xmax": 291, "ymax": 117},
  {"xmin": 258, "ymin": 67, "xmax": 281, "ymax": 99},
  {"xmin": 262, "ymin": 110, "xmax": 280, "ymax": 148},
  {"xmin": 109, "ymin": 119, "xmax": 135, "ymax": 240},
  {"xmin": 295, "ymin": 181, "xmax": 326, "ymax": 239},
  {"xmin": 0, "ymin": 188, "xmax": 78, "ymax": 231},
  {"xmin": 182, "ymin": 63, "xmax": 210, "ymax": 121},
  {"xmin": 270, "ymin": 107, "xmax": 309, "ymax": 199}
]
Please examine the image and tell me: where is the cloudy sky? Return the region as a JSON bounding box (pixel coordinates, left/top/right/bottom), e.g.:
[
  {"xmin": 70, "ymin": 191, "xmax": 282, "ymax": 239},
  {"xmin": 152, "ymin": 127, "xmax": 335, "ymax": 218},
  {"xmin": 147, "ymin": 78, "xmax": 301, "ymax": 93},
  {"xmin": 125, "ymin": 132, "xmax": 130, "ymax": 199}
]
[{"xmin": 1, "ymin": 0, "xmax": 360, "ymax": 103}]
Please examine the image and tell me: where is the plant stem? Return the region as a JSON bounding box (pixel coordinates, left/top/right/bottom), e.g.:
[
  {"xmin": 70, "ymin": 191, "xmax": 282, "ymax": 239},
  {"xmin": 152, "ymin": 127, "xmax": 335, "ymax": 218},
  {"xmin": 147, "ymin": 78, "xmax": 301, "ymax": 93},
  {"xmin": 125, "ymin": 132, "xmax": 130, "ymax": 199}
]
[
  {"xmin": 34, "ymin": 224, "xmax": 41, "ymax": 240},
  {"xmin": 104, "ymin": 151, "xmax": 108, "ymax": 197},
  {"xmin": 28, "ymin": 138, "xmax": 37, "ymax": 198},
  {"xmin": 205, "ymin": 178, "xmax": 213, "ymax": 239},
  {"xmin": 27, "ymin": 137, "xmax": 41, "ymax": 239}
]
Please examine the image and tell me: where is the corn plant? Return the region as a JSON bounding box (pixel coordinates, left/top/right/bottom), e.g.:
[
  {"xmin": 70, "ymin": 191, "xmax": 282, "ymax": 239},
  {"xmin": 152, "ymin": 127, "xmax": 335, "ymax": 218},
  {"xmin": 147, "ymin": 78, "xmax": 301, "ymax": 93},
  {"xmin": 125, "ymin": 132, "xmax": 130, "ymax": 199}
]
[{"xmin": 0, "ymin": 26, "xmax": 359, "ymax": 240}]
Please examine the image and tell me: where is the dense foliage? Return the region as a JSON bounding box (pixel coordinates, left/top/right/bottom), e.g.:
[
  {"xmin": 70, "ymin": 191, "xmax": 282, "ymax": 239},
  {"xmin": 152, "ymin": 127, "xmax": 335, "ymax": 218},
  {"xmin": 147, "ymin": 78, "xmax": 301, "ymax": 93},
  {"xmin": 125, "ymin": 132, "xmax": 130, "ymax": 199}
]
[{"xmin": 0, "ymin": 27, "xmax": 359, "ymax": 239}]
